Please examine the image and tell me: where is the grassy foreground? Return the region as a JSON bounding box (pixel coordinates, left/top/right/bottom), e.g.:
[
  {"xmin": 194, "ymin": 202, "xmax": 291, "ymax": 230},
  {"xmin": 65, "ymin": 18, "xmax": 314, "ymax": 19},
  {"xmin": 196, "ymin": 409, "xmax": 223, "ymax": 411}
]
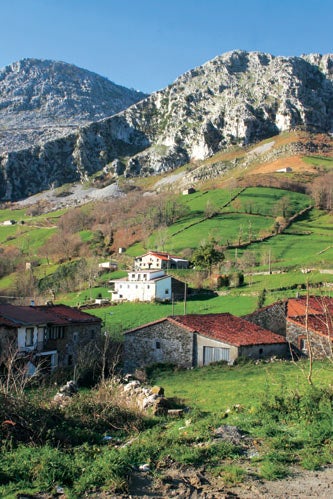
[{"xmin": 1, "ymin": 360, "xmax": 333, "ymax": 497}]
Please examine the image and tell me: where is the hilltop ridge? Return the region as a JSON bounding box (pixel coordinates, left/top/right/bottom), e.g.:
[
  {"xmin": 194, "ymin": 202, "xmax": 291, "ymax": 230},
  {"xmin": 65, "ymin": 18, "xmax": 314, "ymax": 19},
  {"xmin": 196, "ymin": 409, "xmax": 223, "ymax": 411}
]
[{"xmin": 1, "ymin": 50, "xmax": 333, "ymax": 201}]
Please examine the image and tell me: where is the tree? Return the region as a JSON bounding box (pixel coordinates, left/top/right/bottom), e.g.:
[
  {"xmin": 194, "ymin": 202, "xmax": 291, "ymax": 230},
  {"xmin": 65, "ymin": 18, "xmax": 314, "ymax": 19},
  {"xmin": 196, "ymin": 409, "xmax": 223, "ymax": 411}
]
[{"xmin": 192, "ymin": 239, "xmax": 224, "ymax": 273}]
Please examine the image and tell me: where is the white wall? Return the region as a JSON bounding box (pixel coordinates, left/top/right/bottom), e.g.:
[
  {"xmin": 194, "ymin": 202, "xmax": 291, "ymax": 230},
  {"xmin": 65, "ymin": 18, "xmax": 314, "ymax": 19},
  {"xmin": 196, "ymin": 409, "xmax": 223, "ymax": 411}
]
[{"xmin": 112, "ymin": 276, "xmax": 171, "ymax": 302}]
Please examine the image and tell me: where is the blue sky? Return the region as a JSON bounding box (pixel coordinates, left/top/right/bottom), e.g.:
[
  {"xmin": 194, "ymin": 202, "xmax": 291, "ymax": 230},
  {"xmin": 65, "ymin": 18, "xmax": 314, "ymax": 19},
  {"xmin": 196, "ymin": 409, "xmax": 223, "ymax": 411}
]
[{"xmin": 1, "ymin": 0, "xmax": 332, "ymax": 93}]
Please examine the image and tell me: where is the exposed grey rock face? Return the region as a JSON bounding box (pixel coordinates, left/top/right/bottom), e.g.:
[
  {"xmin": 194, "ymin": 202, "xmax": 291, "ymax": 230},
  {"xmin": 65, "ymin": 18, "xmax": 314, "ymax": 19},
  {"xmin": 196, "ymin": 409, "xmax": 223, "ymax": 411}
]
[
  {"xmin": 1, "ymin": 51, "xmax": 333, "ymax": 201},
  {"xmin": 0, "ymin": 58, "xmax": 146, "ymax": 153}
]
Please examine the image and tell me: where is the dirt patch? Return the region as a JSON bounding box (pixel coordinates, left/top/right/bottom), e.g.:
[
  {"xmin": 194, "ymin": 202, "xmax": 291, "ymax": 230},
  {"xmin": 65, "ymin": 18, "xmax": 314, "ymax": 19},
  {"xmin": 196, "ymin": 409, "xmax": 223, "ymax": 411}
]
[
  {"xmin": 249, "ymin": 155, "xmax": 316, "ymax": 175},
  {"xmin": 123, "ymin": 464, "xmax": 333, "ymax": 498},
  {"xmin": 232, "ymin": 466, "xmax": 333, "ymax": 498}
]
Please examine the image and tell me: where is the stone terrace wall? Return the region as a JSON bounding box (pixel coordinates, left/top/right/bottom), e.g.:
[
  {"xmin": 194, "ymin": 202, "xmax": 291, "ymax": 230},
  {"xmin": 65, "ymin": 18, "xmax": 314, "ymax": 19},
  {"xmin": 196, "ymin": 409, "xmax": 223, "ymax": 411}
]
[
  {"xmin": 124, "ymin": 321, "xmax": 193, "ymax": 373},
  {"xmin": 243, "ymin": 301, "xmax": 287, "ymax": 336}
]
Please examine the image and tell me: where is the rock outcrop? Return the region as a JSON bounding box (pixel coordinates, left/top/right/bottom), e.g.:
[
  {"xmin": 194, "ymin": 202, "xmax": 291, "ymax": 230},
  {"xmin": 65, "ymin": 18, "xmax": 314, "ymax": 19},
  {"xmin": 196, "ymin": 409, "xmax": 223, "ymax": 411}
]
[
  {"xmin": 1, "ymin": 51, "xmax": 333, "ymax": 201},
  {"xmin": 0, "ymin": 58, "xmax": 146, "ymax": 154}
]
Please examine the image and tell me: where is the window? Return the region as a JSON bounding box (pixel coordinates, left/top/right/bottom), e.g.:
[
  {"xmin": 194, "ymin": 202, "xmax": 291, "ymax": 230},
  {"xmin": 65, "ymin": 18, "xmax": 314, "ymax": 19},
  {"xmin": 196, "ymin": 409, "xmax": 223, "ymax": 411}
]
[
  {"xmin": 165, "ymin": 289, "xmax": 169, "ymax": 294},
  {"xmin": 259, "ymin": 348, "xmax": 263, "ymax": 355},
  {"xmin": 73, "ymin": 332, "xmax": 78, "ymax": 343},
  {"xmin": 25, "ymin": 328, "xmax": 34, "ymax": 347},
  {"xmin": 156, "ymin": 341, "xmax": 161, "ymax": 349},
  {"xmin": 49, "ymin": 326, "xmax": 65, "ymax": 339},
  {"xmin": 300, "ymin": 338, "xmax": 308, "ymax": 352},
  {"xmin": 203, "ymin": 346, "xmax": 230, "ymax": 365}
]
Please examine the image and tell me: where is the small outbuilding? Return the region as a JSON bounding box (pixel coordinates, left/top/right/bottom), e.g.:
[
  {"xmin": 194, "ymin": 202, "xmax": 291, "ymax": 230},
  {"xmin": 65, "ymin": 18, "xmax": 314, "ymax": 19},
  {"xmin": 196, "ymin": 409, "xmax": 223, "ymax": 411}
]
[{"xmin": 124, "ymin": 313, "xmax": 287, "ymax": 372}]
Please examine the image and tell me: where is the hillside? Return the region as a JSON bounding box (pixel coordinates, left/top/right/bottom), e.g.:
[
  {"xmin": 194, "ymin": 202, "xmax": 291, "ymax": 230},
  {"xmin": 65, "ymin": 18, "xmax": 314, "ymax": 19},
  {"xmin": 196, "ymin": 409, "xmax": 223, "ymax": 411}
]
[
  {"xmin": 1, "ymin": 50, "xmax": 333, "ymax": 201},
  {"xmin": 0, "ymin": 141, "xmax": 332, "ymax": 321},
  {"xmin": 0, "ymin": 58, "xmax": 146, "ymax": 154}
]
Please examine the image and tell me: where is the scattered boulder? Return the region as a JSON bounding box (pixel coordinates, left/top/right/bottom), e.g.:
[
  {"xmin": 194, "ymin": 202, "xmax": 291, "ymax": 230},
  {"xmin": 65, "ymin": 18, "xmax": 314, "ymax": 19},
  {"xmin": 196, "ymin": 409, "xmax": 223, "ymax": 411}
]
[
  {"xmin": 53, "ymin": 380, "xmax": 78, "ymax": 407},
  {"xmin": 120, "ymin": 375, "xmax": 182, "ymax": 415}
]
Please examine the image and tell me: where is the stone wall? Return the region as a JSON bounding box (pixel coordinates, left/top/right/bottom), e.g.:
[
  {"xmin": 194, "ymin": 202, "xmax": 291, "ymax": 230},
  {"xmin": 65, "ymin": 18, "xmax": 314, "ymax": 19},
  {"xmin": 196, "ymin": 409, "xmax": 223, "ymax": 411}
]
[
  {"xmin": 243, "ymin": 301, "xmax": 287, "ymax": 336},
  {"xmin": 239, "ymin": 342, "xmax": 288, "ymax": 360},
  {"xmin": 286, "ymin": 320, "xmax": 333, "ymax": 359},
  {"xmin": 124, "ymin": 320, "xmax": 194, "ymax": 373},
  {"xmin": 45, "ymin": 322, "xmax": 101, "ymax": 367}
]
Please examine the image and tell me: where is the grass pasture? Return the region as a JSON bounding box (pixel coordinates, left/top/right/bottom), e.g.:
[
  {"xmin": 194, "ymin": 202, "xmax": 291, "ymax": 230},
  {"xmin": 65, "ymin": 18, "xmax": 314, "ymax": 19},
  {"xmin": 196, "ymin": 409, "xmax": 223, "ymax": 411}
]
[{"xmin": 303, "ymin": 155, "xmax": 333, "ymax": 170}]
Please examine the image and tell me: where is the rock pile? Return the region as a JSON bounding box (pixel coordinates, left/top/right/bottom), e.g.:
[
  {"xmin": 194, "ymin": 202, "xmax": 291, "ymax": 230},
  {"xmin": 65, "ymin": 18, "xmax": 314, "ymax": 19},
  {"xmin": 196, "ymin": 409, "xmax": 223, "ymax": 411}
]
[
  {"xmin": 53, "ymin": 380, "xmax": 78, "ymax": 407},
  {"xmin": 120, "ymin": 377, "xmax": 182, "ymax": 416}
]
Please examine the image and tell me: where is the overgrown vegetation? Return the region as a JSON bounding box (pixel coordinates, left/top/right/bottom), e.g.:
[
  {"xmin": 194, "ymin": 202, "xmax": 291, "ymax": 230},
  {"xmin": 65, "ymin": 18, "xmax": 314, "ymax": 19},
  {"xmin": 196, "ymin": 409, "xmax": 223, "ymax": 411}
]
[{"xmin": 1, "ymin": 360, "xmax": 332, "ymax": 496}]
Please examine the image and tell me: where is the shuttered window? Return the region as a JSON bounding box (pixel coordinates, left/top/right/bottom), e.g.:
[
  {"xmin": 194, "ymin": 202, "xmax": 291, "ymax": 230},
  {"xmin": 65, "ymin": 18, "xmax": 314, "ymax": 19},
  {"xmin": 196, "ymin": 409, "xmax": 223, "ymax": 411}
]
[{"xmin": 203, "ymin": 346, "xmax": 230, "ymax": 365}]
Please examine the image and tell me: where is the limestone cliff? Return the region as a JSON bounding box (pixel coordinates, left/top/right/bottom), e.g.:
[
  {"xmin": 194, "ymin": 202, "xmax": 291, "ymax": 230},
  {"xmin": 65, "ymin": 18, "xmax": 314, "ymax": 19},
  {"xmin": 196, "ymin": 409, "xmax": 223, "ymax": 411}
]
[{"xmin": 1, "ymin": 51, "xmax": 333, "ymax": 201}]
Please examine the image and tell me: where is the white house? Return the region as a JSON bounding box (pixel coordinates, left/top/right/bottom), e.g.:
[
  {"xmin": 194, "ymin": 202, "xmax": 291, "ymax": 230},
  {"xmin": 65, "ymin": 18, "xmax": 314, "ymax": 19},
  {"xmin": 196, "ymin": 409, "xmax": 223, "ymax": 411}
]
[
  {"xmin": 134, "ymin": 251, "xmax": 189, "ymax": 271},
  {"xmin": 109, "ymin": 270, "xmax": 172, "ymax": 302}
]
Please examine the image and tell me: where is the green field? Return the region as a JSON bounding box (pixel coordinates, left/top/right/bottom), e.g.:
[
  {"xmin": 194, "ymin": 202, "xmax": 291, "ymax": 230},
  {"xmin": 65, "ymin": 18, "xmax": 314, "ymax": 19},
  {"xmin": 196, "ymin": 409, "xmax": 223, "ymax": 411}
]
[
  {"xmin": 86, "ymin": 293, "xmax": 257, "ymax": 336},
  {"xmin": 152, "ymin": 359, "xmax": 333, "ymax": 412}
]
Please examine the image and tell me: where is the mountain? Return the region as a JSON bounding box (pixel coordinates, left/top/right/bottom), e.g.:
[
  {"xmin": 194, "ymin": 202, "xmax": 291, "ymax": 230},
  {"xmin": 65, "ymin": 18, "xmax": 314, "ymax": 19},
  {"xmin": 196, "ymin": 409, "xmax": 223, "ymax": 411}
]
[
  {"xmin": 0, "ymin": 58, "xmax": 147, "ymax": 153},
  {"xmin": 1, "ymin": 51, "xmax": 333, "ymax": 201}
]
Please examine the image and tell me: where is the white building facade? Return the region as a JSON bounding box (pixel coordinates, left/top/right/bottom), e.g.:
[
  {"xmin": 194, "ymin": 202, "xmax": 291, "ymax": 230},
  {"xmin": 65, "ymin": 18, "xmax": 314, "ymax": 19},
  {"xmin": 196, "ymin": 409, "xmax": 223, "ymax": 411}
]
[{"xmin": 110, "ymin": 270, "xmax": 172, "ymax": 302}]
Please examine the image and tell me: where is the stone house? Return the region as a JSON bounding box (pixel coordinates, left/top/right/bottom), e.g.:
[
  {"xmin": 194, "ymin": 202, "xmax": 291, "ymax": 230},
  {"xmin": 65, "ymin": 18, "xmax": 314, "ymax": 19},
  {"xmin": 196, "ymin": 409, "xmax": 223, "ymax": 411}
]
[
  {"xmin": 124, "ymin": 313, "xmax": 288, "ymax": 372},
  {"xmin": 243, "ymin": 301, "xmax": 287, "ymax": 336},
  {"xmin": 286, "ymin": 296, "xmax": 333, "ymax": 358},
  {"xmin": 134, "ymin": 251, "xmax": 189, "ymax": 271},
  {"xmin": 244, "ymin": 296, "xmax": 333, "ymax": 359},
  {"xmin": 0, "ymin": 303, "xmax": 101, "ymax": 374}
]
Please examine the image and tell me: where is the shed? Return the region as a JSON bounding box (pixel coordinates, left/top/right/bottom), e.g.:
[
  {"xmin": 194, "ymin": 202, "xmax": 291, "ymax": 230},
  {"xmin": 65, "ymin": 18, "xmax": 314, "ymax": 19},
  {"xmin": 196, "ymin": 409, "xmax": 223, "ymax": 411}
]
[{"xmin": 124, "ymin": 313, "xmax": 287, "ymax": 372}]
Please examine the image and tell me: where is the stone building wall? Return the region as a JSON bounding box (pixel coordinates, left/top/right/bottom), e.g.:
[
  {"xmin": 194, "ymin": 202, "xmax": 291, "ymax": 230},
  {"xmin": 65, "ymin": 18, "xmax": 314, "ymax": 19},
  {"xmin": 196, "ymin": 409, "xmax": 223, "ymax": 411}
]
[
  {"xmin": 243, "ymin": 301, "xmax": 287, "ymax": 336},
  {"xmin": 45, "ymin": 322, "xmax": 101, "ymax": 367},
  {"xmin": 239, "ymin": 342, "xmax": 288, "ymax": 360},
  {"xmin": 286, "ymin": 321, "xmax": 333, "ymax": 359},
  {"xmin": 124, "ymin": 320, "xmax": 193, "ymax": 373}
]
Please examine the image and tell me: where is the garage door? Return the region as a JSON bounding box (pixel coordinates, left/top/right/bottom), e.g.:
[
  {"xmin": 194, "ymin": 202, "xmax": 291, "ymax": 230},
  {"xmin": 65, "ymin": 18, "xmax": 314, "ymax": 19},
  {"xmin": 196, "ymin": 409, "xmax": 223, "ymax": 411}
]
[{"xmin": 203, "ymin": 346, "xmax": 230, "ymax": 365}]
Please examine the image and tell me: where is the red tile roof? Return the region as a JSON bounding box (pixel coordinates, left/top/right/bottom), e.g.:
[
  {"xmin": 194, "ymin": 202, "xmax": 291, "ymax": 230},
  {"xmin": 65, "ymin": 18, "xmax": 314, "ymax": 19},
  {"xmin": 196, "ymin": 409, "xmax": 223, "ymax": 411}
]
[
  {"xmin": 170, "ymin": 314, "xmax": 286, "ymax": 346},
  {"xmin": 288, "ymin": 314, "xmax": 333, "ymax": 338},
  {"xmin": 0, "ymin": 305, "xmax": 53, "ymax": 325},
  {"xmin": 139, "ymin": 251, "xmax": 187, "ymax": 262},
  {"xmin": 288, "ymin": 296, "xmax": 333, "ymax": 318},
  {"xmin": 0, "ymin": 304, "xmax": 101, "ymax": 327},
  {"xmin": 126, "ymin": 313, "xmax": 286, "ymax": 347},
  {"xmin": 287, "ymin": 297, "xmax": 333, "ymax": 339}
]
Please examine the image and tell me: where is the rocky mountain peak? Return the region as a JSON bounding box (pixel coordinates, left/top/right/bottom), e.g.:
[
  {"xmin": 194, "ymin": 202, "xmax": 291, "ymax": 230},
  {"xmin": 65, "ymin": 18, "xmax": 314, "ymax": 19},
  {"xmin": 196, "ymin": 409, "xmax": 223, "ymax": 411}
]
[
  {"xmin": 1, "ymin": 50, "xmax": 333, "ymax": 201},
  {"xmin": 0, "ymin": 58, "xmax": 147, "ymax": 152}
]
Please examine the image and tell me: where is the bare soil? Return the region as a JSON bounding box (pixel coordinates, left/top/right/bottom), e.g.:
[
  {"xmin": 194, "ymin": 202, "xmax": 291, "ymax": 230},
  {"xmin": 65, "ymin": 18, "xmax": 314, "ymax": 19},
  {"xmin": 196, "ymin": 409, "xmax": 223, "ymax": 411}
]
[{"xmin": 123, "ymin": 464, "xmax": 333, "ymax": 498}]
